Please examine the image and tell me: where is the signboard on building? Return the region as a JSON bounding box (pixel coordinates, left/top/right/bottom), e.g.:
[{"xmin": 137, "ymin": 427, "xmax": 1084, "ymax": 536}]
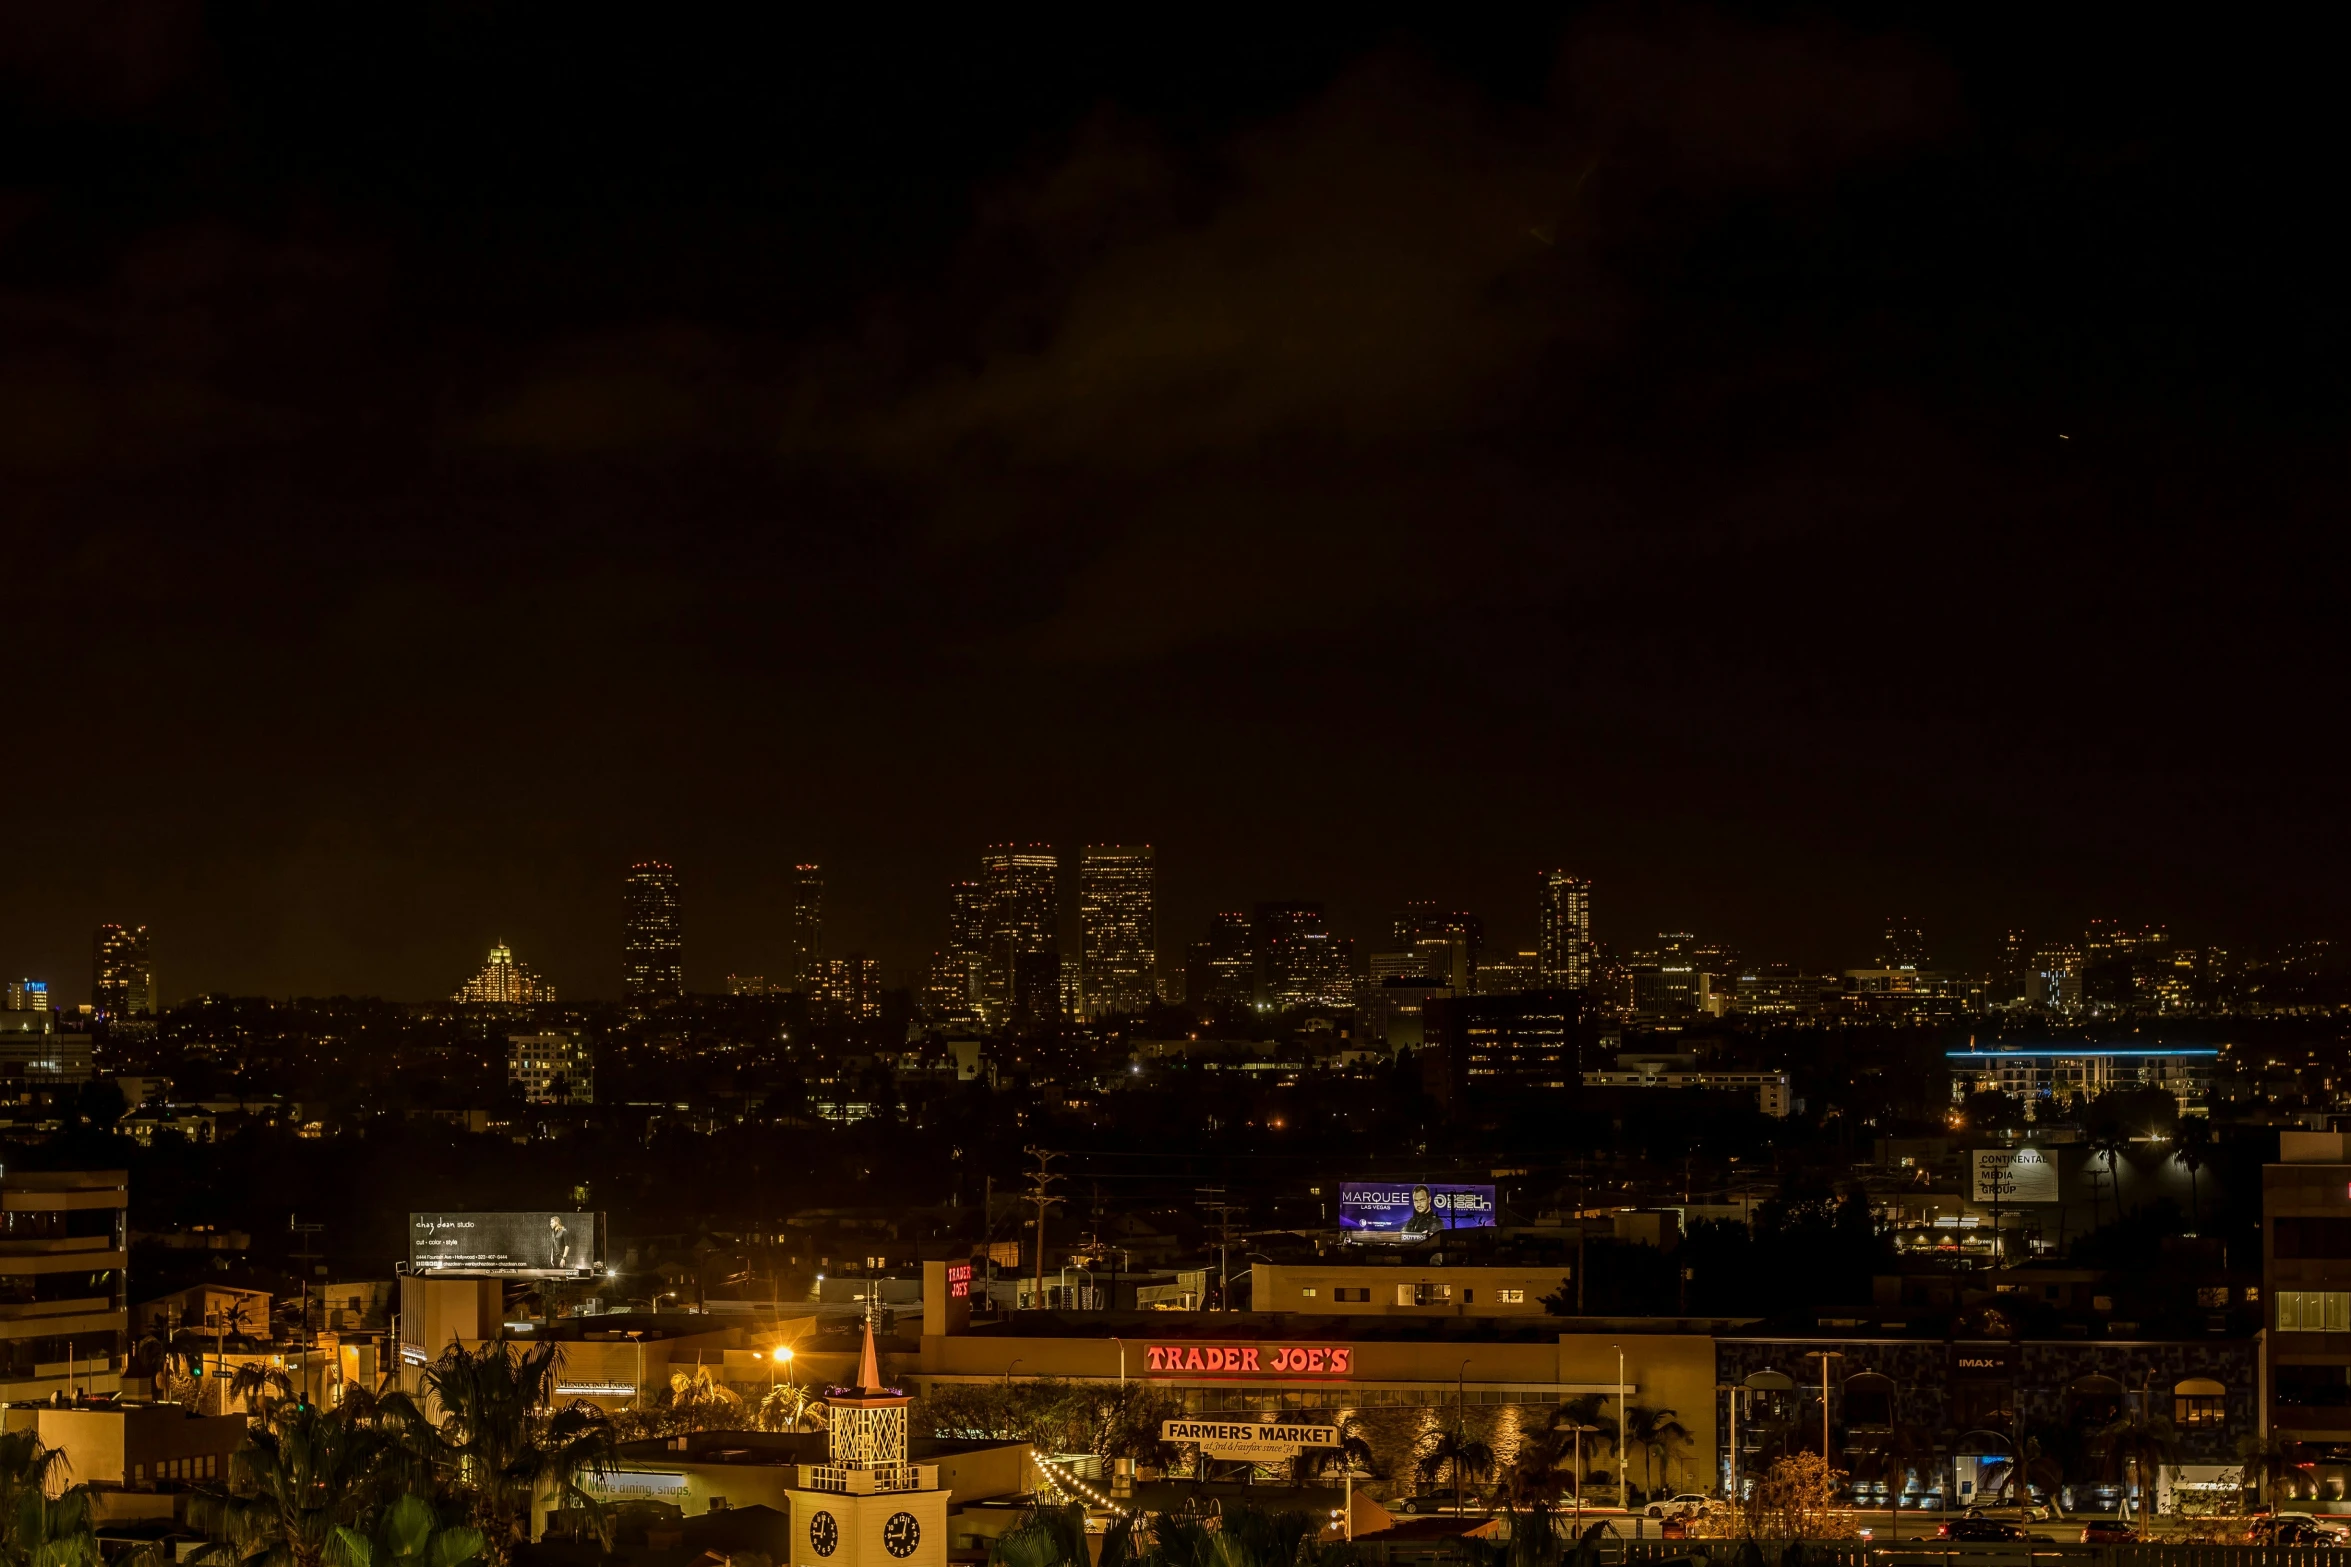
[
  {"xmin": 1970, "ymin": 1148, "xmax": 2059, "ymax": 1204},
  {"xmin": 946, "ymin": 1262, "xmax": 973, "ymax": 1300},
  {"xmin": 1146, "ymin": 1343, "xmax": 1353, "ymax": 1375},
  {"xmin": 1337, "ymin": 1182, "xmax": 1496, "ymax": 1242},
  {"xmin": 409, "ymin": 1212, "xmax": 604, "ymax": 1278},
  {"xmin": 1160, "ymin": 1420, "xmax": 1339, "ymax": 1459}
]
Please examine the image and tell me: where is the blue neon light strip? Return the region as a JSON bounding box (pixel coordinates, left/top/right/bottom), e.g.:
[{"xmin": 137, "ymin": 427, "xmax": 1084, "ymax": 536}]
[{"xmin": 1945, "ymin": 1048, "xmax": 2219, "ymax": 1058}]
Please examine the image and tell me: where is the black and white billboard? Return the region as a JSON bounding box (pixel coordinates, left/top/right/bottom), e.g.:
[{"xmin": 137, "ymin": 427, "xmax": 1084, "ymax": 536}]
[{"xmin": 409, "ymin": 1212, "xmax": 604, "ymax": 1278}]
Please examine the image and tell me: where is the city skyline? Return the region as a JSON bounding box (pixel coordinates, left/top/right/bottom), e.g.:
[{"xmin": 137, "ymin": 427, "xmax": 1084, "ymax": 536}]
[
  {"xmin": 1, "ymin": 857, "xmax": 2314, "ymax": 1010},
  {"xmin": 0, "ymin": 14, "xmax": 2341, "ymax": 1013}
]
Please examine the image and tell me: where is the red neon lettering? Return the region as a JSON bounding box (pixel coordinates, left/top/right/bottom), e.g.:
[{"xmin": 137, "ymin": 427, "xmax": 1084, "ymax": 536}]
[
  {"xmin": 1242, "ymin": 1347, "xmax": 1262, "ymax": 1372},
  {"xmin": 1185, "ymin": 1348, "xmax": 1205, "ymax": 1371},
  {"xmin": 1307, "ymin": 1347, "xmax": 1327, "ymax": 1371},
  {"xmin": 1147, "ymin": 1347, "xmax": 1166, "ymax": 1371},
  {"xmin": 1208, "ymin": 1347, "xmax": 1228, "ymax": 1372},
  {"xmin": 1332, "ymin": 1348, "xmax": 1352, "ymax": 1373}
]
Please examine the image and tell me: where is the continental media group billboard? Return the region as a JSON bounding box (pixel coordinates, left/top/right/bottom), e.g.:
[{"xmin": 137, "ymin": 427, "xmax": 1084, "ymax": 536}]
[
  {"xmin": 1337, "ymin": 1182, "xmax": 1497, "ymax": 1243},
  {"xmin": 410, "ymin": 1212, "xmax": 604, "ymax": 1278}
]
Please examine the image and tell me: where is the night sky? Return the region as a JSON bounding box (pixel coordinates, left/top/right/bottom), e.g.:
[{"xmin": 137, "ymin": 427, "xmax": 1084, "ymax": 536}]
[{"xmin": 3, "ymin": 8, "xmax": 2345, "ymax": 1003}]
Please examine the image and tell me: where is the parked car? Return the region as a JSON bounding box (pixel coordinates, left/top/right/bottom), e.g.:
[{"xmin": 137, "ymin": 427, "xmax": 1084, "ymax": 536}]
[
  {"xmin": 2247, "ymin": 1516, "xmax": 2343, "ymax": 1546},
  {"xmin": 1644, "ymin": 1494, "xmax": 1713, "ymax": 1520},
  {"xmin": 1937, "ymin": 1519, "xmax": 2053, "ymax": 1543},
  {"xmin": 2078, "ymin": 1521, "xmax": 2135, "ymax": 1544},
  {"xmin": 1394, "ymin": 1496, "xmax": 1474, "ymax": 1516}
]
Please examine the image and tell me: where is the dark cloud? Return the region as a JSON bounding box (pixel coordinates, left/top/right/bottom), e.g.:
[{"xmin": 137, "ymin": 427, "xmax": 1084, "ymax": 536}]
[{"xmin": 0, "ymin": 9, "xmax": 2341, "ymax": 1001}]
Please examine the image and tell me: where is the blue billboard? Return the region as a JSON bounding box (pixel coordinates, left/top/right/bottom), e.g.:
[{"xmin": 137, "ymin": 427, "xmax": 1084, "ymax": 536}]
[{"xmin": 1337, "ymin": 1181, "xmax": 1497, "ymax": 1243}]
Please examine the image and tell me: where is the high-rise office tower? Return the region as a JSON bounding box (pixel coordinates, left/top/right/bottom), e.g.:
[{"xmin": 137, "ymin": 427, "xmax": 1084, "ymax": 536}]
[
  {"xmin": 3, "ymin": 980, "xmax": 46, "ymax": 1013},
  {"xmin": 1993, "ymin": 930, "xmax": 2030, "ymax": 1004},
  {"xmin": 1079, "ymin": 845, "xmax": 1157, "ymax": 1018},
  {"xmin": 1393, "ymin": 903, "xmax": 1483, "ymax": 991},
  {"xmin": 1879, "ymin": 918, "xmax": 1928, "ymax": 971},
  {"xmin": 455, "ymin": 942, "xmax": 556, "ymax": 1004},
  {"xmin": 1252, "ymin": 902, "xmax": 1352, "ymax": 1011},
  {"xmin": 979, "ymin": 845, "xmax": 1059, "ymax": 1029},
  {"xmin": 942, "ymin": 879, "xmax": 987, "ymax": 1014},
  {"xmin": 787, "ymin": 865, "xmax": 823, "ymax": 988},
  {"xmin": 1183, "ymin": 912, "xmax": 1253, "ymax": 1013},
  {"xmin": 622, "ymin": 861, "xmax": 684, "ymax": 1005},
  {"xmin": 1537, "ymin": 871, "xmax": 1593, "ymax": 991},
  {"xmin": 91, "ymin": 924, "xmax": 154, "ymax": 1020}
]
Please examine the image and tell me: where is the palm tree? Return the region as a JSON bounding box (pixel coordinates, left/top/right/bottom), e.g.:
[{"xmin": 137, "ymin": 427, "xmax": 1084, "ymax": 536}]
[
  {"xmin": 421, "ymin": 1340, "xmax": 615, "ymax": 1565},
  {"xmin": 987, "ymin": 1503, "xmax": 1088, "ymax": 1567},
  {"xmin": 1416, "ymin": 1431, "xmax": 1497, "ymax": 1512},
  {"xmin": 0, "ymin": 1429, "xmax": 102, "ymax": 1567},
  {"xmin": 2173, "ymin": 1118, "xmax": 2213, "ymax": 1233},
  {"xmin": 1548, "ymin": 1395, "xmax": 1619, "ymax": 1498},
  {"xmin": 193, "ymin": 1403, "xmax": 412, "ymax": 1567},
  {"xmin": 2237, "ymin": 1432, "xmax": 2298, "ymax": 1512},
  {"xmin": 1285, "ymin": 1415, "xmax": 1375, "ymax": 1489},
  {"xmin": 325, "ymin": 1494, "xmax": 484, "ymax": 1567},
  {"xmin": 1621, "ymin": 1406, "xmax": 1691, "ymax": 1501},
  {"xmin": 2086, "ymin": 1126, "xmax": 2131, "ymax": 1225},
  {"xmin": 2100, "ymin": 1407, "xmax": 2180, "ymax": 1524}
]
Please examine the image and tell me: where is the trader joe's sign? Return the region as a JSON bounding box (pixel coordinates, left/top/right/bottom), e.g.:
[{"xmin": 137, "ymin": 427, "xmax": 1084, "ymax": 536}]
[{"xmin": 1145, "ymin": 1343, "xmax": 1353, "ymax": 1375}]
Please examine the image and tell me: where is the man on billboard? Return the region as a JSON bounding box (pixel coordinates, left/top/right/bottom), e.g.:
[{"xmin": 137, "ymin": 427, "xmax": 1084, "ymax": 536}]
[
  {"xmin": 548, "ymin": 1214, "xmax": 579, "ymax": 1270},
  {"xmin": 1402, "ymin": 1186, "xmax": 1446, "ymax": 1239}
]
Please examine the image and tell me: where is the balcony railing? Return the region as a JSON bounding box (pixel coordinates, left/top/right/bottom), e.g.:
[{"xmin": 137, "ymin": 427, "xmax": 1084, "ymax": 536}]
[{"xmin": 795, "ymin": 1463, "xmax": 932, "ymax": 1495}]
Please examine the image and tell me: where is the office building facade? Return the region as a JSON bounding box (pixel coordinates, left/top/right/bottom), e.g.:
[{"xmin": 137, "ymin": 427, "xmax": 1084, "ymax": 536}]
[
  {"xmin": 787, "ymin": 864, "xmax": 823, "ymax": 989},
  {"xmin": 979, "ymin": 846, "xmax": 1058, "ymax": 1030},
  {"xmin": 0, "ymin": 1168, "xmax": 128, "ymax": 1399},
  {"xmin": 1253, "ymin": 902, "xmax": 1353, "ymax": 1012},
  {"xmin": 1423, "ymin": 991, "xmax": 1584, "ymax": 1108},
  {"xmin": 623, "ymin": 861, "xmax": 684, "ymax": 1005},
  {"xmin": 508, "ymin": 1031, "xmax": 593, "ymax": 1105},
  {"xmin": 91, "ymin": 925, "xmax": 153, "ymax": 1021},
  {"xmin": 1537, "ymin": 872, "xmax": 1593, "ymax": 992},
  {"xmin": 1183, "ymin": 912, "xmax": 1254, "ymax": 1014},
  {"xmin": 4, "ymin": 981, "xmax": 46, "ymax": 1013},
  {"xmin": 1078, "ymin": 845, "xmax": 1157, "ymax": 1018}
]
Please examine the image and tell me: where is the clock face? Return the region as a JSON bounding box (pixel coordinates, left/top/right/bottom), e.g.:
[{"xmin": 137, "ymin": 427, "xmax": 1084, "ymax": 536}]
[
  {"xmin": 808, "ymin": 1511, "xmax": 839, "ymax": 1558},
  {"xmin": 883, "ymin": 1512, "xmax": 921, "ymax": 1559}
]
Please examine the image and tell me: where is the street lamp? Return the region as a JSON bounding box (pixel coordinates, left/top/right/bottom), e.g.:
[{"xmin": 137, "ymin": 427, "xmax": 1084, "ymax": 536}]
[
  {"xmin": 1005, "ymin": 1358, "xmax": 1024, "ymax": 1388},
  {"xmin": 1615, "ymin": 1345, "xmax": 1627, "ymax": 1512},
  {"xmin": 1456, "ymin": 1358, "xmax": 1474, "ymax": 1517},
  {"xmin": 770, "ymin": 1345, "xmax": 793, "ymax": 1393}
]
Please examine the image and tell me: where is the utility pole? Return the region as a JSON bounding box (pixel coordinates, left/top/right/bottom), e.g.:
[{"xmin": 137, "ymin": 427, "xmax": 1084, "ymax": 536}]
[
  {"xmin": 1196, "ymin": 1187, "xmax": 1243, "ymax": 1311},
  {"xmin": 289, "ymin": 1215, "xmax": 325, "ymax": 1404},
  {"xmin": 1022, "ymin": 1147, "xmax": 1064, "ymax": 1312}
]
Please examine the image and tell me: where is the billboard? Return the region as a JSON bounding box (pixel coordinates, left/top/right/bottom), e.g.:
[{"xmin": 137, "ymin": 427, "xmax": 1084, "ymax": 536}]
[
  {"xmin": 1971, "ymin": 1148, "xmax": 2059, "ymax": 1204},
  {"xmin": 410, "ymin": 1212, "xmax": 603, "ymax": 1278},
  {"xmin": 1337, "ymin": 1182, "xmax": 1496, "ymax": 1243}
]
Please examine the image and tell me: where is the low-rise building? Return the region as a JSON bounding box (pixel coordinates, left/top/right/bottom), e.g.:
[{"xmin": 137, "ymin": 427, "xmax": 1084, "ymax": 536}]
[
  {"xmin": 1251, "ymin": 1262, "xmax": 1555, "ymax": 1316},
  {"xmin": 0, "ymin": 1168, "xmax": 128, "ymax": 1400}
]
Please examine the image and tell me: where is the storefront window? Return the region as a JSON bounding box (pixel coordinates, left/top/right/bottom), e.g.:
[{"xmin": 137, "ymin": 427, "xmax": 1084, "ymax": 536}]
[
  {"xmin": 2173, "ymin": 1378, "xmax": 2227, "ymax": 1427},
  {"xmin": 2278, "ymin": 1291, "xmax": 2351, "ymax": 1332}
]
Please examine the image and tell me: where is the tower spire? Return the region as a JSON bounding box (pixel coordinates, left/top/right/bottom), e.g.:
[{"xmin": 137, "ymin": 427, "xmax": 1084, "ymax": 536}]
[{"xmin": 857, "ymin": 1316, "xmax": 882, "ymax": 1392}]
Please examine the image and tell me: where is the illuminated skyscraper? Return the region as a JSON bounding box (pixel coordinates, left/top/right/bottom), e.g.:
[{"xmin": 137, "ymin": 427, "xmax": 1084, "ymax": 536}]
[
  {"xmin": 1537, "ymin": 871, "xmax": 1593, "ymax": 991},
  {"xmin": 3, "ymin": 980, "xmax": 46, "ymax": 1013},
  {"xmin": 787, "ymin": 864, "xmax": 823, "ymax": 988},
  {"xmin": 91, "ymin": 924, "xmax": 154, "ymax": 1020},
  {"xmin": 622, "ymin": 861, "xmax": 684, "ymax": 1005},
  {"xmin": 1393, "ymin": 903, "xmax": 1482, "ymax": 991},
  {"xmin": 1079, "ymin": 845, "xmax": 1157, "ymax": 1018},
  {"xmin": 1183, "ymin": 912, "xmax": 1253, "ymax": 1014},
  {"xmin": 456, "ymin": 942, "xmax": 555, "ymax": 1004},
  {"xmin": 1879, "ymin": 918, "xmax": 1928, "ymax": 971},
  {"xmin": 979, "ymin": 845, "xmax": 1058, "ymax": 1029},
  {"xmin": 1253, "ymin": 902, "xmax": 1352, "ymax": 1011}
]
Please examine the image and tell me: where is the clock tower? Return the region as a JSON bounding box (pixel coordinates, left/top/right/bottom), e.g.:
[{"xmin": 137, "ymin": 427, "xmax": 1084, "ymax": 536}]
[{"xmin": 789, "ymin": 1320, "xmax": 949, "ymax": 1567}]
